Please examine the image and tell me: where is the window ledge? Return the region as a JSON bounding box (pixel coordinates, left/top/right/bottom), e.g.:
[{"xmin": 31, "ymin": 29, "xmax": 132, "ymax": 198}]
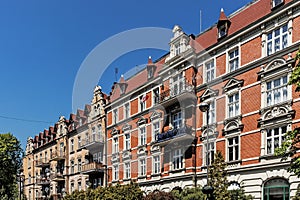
[
  {"xmin": 169, "ymin": 168, "xmax": 185, "ymax": 173},
  {"xmin": 137, "ymin": 175, "xmax": 147, "ymax": 179},
  {"xmin": 259, "ymin": 154, "xmax": 281, "ymax": 161},
  {"xmin": 151, "ymin": 173, "xmax": 161, "ymax": 177}
]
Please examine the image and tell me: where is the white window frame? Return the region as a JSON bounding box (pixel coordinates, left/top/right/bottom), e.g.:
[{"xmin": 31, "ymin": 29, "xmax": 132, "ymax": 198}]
[
  {"xmin": 227, "ymin": 92, "xmax": 240, "ymax": 118},
  {"xmin": 153, "ymin": 87, "xmax": 160, "ymax": 105},
  {"xmin": 172, "ymin": 72, "xmax": 184, "ymax": 96},
  {"xmin": 113, "ymin": 165, "xmax": 119, "ymax": 180},
  {"xmin": 78, "ymin": 181, "xmax": 82, "ymax": 191},
  {"xmin": 272, "ymin": 0, "xmax": 283, "ymax": 8},
  {"xmin": 124, "ymin": 162, "xmax": 131, "ymax": 179},
  {"xmin": 70, "ymin": 139, "xmax": 74, "ymax": 152},
  {"xmin": 266, "ymin": 23, "xmax": 288, "ymax": 56},
  {"xmin": 70, "ymin": 160, "xmax": 74, "ymax": 174},
  {"xmin": 139, "ymin": 126, "xmax": 146, "ymax": 146},
  {"xmin": 113, "ymin": 137, "xmax": 119, "ymax": 154},
  {"xmin": 92, "ymin": 127, "xmax": 96, "ymax": 142},
  {"xmin": 228, "ymin": 47, "xmax": 239, "ymax": 72},
  {"xmin": 172, "ymin": 110, "xmax": 182, "ymax": 129},
  {"xmin": 172, "ymin": 148, "xmax": 183, "ymax": 170},
  {"xmin": 203, "ymin": 99, "xmax": 216, "ymax": 125},
  {"xmin": 203, "ymin": 129, "xmax": 216, "ymax": 166},
  {"xmin": 97, "ymin": 125, "xmax": 102, "ymax": 141},
  {"xmin": 266, "ymin": 75, "xmax": 288, "ymax": 107},
  {"xmin": 124, "ymin": 103, "xmax": 130, "ymax": 119},
  {"xmin": 70, "ymin": 182, "xmax": 75, "ymax": 192},
  {"xmin": 266, "ymin": 126, "xmax": 287, "ymax": 155},
  {"xmin": 124, "ymin": 132, "xmax": 131, "ymax": 150},
  {"xmin": 78, "ymin": 136, "xmax": 81, "ymax": 148},
  {"xmin": 139, "ymin": 158, "xmax": 146, "ymax": 177},
  {"xmin": 205, "ymin": 59, "xmax": 215, "ymax": 82},
  {"xmin": 113, "ymin": 109, "xmax": 118, "ymax": 124},
  {"xmin": 153, "ymin": 155, "xmax": 160, "ymax": 174},
  {"xmin": 152, "ymin": 121, "xmax": 160, "ymax": 142},
  {"xmin": 174, "ymin": 43, "xmax": 181, "ymax": 56},
  {"xmin": 227, "ymin": 136, "xmax": 239, "ymax": 162},
  {"xmin": 139, "ymin": 95, "xmax": 147, "ymax": 112}
]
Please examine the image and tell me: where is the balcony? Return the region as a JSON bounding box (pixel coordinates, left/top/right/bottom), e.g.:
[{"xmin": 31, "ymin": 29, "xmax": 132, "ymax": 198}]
[
  {"xmin": 35, "ymin": 158, "xmax": 50, "ymax": 168},
  {"xmin": 81, "ymin": 162, "xmax": 104, "ymax": 174},
  {"xmin": 50, "ymin": 151, "xmax": 65, "ymax": 161},
  {"xmin": 50, "ymin": 172, "xmax": 64, "ymax": 182},
  {"xmin": 159, "ymin": 80, "xmax": 195, "ymax": 108},
  {"xmin": 80, "ymin": 134, "xmax": 104, "ymax": 153},
  {"xmin": 155, "ymin": 125, "xmax": 194, "ymax": 145},
  {"xmin": 36, "ymin": 176, "xmax": 50, "ymax": 185}
]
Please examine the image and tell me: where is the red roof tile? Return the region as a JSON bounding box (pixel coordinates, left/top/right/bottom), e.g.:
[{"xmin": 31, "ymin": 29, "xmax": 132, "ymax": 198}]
[{"xmin": 219, "ymin": 8, "xmax": 228, "ymax": 21}]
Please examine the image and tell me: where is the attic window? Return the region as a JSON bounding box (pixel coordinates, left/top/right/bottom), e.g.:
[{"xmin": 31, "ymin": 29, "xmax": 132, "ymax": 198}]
[
  {"xmin": 147, "ymin": 56, "xmax": 156, "ymax": 80},
  {"xmin": 217, "ymin": 9, "xmax": 231, "ymax": 40},
  {"xmin": 272, "ymin": 0, "xmax": 284, "ymax": 8},
  {"xmin": 218, "ymin": 24, "xmax": 227, "ymax": 38},
  {"xmin": 148, "ymin": 67, "xmax": 154, "ymax": 79},
  {"xmin": 120, "ymin": 84, "xmax": 126, "ymax": 94},
  {"xmin": 175, "ymin": 43, "xmax": 181, "ymax": 56}
]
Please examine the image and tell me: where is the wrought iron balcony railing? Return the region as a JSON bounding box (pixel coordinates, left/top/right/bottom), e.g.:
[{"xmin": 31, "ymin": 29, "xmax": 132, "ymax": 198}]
[
  {"xmin": 160, "ymin": 79, "xmax": 194, "ymax": 103},
  {"xmin": 156, "ymin": 125, "xmax": 193, "ymax": 143}
]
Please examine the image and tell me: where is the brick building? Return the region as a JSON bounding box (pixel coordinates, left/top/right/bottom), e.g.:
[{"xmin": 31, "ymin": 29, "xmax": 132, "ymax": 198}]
[
  {"xmin": 105, "ymin": 0, "xmax": 300, "ymax": 199},
  {"xmin": 23, "ymin": 0, "xmax": 300, "ymax": 199},
  {"xmin": 23, "ymin": 86, "xmax": 107, "ymax": 199}
]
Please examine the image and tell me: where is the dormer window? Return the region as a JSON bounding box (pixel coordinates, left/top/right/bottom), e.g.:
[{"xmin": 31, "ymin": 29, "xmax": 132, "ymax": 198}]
[
  {"xmin": 218, "ymin": 24, "xmax": 227, "ymax": 38},
  {"xmin": 217, "ymin": 8, "xmax": 231, "ymax": 40},
  {"xmin": 120, "ymin": 84, "xmax": 126, "ymax": 94},
  {"xmin": 147, "ymin": 56, "xmax": 156, "ymax": 80},
  {"xmin": 166, "ymin": 25, "xmax": 190, "ymax": 62},
  {"xmin": 272, "ymin": 0, "xmax": 284, "ymax": 8},
  {"xmin": 175, "ymin": 43, "xmax": 181, "ymax": 56},
  {"xmin": 118, "ymin": 75, "xmax": 127, "ymax": 95}
]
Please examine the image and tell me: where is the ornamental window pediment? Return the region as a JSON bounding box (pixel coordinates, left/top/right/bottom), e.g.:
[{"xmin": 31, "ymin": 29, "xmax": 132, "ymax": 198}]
[
  {"xmin": 222, "ymin": 116, "xmax": 243, "ymax": 136},
  {"xmin": 111, "ymin": 128, "xmax": 120, "ymax": 136},
  {"xmin": 150, "ymin": 111, "xmax": 162, "ymax": 121},
  {"xmin": 200, "ymin": 88, "xmax": 219, "ymax": 102},
  {"xmin": 137, "ymin": 117, "xmax": 148, "ymax": 126},
  {"xmin": 122, "ymin": 123, "xmax": 132, "ymax": 132},
  {"xmin": 223, "ymin": 78, "xmax": 244, "ymax": 93}
]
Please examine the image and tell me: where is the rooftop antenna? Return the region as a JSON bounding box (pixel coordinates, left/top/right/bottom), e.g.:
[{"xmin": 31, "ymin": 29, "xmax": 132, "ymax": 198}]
[
  {"xmin": 200, "ymin": 10, "xmax": 202, "ymax": 33},
  {"xmin": 115, "ymin": 68, "xmax": 118, "ymax": 82}
]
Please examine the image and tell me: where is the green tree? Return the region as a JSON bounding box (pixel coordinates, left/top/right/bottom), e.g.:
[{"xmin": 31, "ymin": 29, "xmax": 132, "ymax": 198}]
[
  {"xmin": 209, "ymin": 151, "xmax": 230, "ymax": 200},
  {"xmin": 63, "ymin": 182, "xmax": 143, "ymax": 200},
  {"xmin": 228, "ymin": 188, "xmax": 253, "ymax": 200},
  {"xmin": 177, "ymin": 187, "xmax": 205, "ymax": 200},
  {"xmin": 0, "ymin": 133, "xmax": 23, "ymax": 200},
  {"xmin": 144, "ymin": 190, "xmax": 175, "ymax": 200}
]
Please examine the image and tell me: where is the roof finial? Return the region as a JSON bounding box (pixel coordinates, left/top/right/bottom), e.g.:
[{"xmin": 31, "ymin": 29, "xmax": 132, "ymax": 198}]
[{"xmin": 148, "ymin": 56, "xmax": 153, "ymax": 64}]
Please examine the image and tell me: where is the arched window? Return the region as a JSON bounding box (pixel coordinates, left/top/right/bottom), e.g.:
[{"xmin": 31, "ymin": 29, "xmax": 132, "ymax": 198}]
[{"xmin": 263, "ymin": 178, "xmax": 289, "ymax": 200}]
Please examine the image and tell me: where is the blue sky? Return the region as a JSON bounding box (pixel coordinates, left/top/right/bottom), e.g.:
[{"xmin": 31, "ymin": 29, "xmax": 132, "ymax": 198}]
[{"xmin": 0, "ymin": 0, "xmax": 252, "ymax": 148}]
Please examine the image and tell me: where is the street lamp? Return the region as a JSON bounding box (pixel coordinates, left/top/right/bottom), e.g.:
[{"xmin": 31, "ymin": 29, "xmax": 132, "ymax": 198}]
[
  {"xmin": 199, "ymin": 102, "xmax": 214, "ymax": 199},
  {"xmin": 17, "ymin": 171, "xmax": 25, "ymax": 200}
]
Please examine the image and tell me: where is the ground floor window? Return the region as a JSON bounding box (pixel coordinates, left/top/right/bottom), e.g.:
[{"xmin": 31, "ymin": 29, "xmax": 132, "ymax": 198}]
[{"xmin": 263, "ymin": 178, "xmax": 289, "ymax": 200}]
